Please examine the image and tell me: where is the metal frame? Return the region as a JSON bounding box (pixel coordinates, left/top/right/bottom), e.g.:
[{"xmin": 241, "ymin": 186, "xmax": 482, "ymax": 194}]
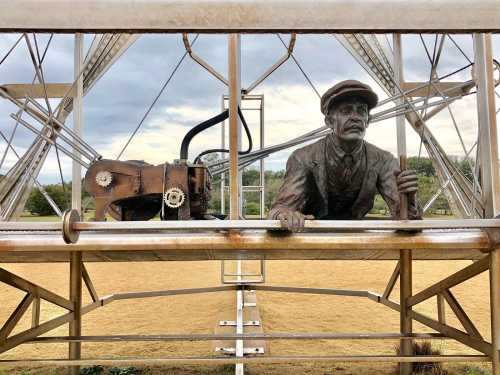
[
  {"xmin": 0, "ymin": 237, "xmax": 498, "ymax": 371},
  {"xmin": 0, "ymin": 1, "xmax": 499, "ymax": 32},
  {"xmin": 0, "ymin": 4, "xmax": 498, "ymax": 373}
]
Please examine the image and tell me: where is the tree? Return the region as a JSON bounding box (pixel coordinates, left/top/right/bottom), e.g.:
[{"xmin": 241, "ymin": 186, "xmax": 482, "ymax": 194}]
[{"xmin": 25, "ymin": 184, "xmax": 70, "ymax": 216}]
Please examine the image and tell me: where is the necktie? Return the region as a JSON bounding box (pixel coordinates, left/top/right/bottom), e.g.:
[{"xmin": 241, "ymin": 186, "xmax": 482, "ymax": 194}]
[{"xmin": 342, "ymin": 154, "xmax": 354, "ymax": 185}]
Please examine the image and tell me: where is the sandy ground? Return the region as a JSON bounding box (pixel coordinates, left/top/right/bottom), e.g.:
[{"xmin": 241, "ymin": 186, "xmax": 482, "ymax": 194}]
[{"xmin": 0, "ymin": 260, "xmax": 494, "ymax": 374}]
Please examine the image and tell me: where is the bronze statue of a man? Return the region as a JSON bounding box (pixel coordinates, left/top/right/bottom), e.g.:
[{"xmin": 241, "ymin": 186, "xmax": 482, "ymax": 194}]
[{"xmin": 269, "ymin": 80, "xmax": 420, "ymax": 231}]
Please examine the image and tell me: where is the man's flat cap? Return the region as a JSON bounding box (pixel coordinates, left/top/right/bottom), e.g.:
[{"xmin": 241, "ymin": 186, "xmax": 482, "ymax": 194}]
[{"xmin": 321, "ymin": 80, "xmax": 378, "ymax": 115}]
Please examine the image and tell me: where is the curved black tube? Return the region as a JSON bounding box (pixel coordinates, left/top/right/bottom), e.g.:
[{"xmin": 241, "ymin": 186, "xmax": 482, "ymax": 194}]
[
  {"xmin": 180, "ymin": 107, "xmax": 253, "ymax": 163},
  {"xmin": 193, "ymin": 107, "xmax": 253, "ymax": 164},
  {"xmin": 179, "ymin": 109, "xmax": 229, "ymax": 161}
]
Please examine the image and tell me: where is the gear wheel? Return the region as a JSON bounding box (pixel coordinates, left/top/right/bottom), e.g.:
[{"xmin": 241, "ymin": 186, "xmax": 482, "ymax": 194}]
[
  {"xmin": 95, "ymin": 171, "xmax": 113, "ymax": 187},
  {"xmin": 164, "ymin": 187, "xmax": 186, "ymax": 208}
]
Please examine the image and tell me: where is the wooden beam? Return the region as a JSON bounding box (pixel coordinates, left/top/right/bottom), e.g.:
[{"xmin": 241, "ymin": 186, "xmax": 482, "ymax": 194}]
[
  {"xmin": 382, "ymin": 261, "xmax": 400, "ymax": 299},
  {"xmin": 379, "ymin": 297, "xmax": 492, "ymax": 356},
  {"xmin": 0, "ymin": 299, "xmax": 102, "ymax": 355},
  {"xmin": 28, "ymin": 332, "xmax": 449, "ymax": 343},
  {"xmin": 0, "ymin": 268, "xmax": 73, "ymax": 310},
  {"xmin": 442, "ymin": 289, "xmax": 482, "ymax": 339},
  {"xmin": 0, "ymin": 84, "xmax": 73, "ymax": 99},
  {"xmin": 82, "ymin": 265, "xmax": 98, "ymax": 303},
  {"xmin": 408, "ymin": 257, "xmax": 490, "ymax": 307},
  {"xmin": 437, "ymin": 294, "xmax": 446, "ymax": 325},
  {"xmin": 31, "ymin": 297, "xmax": 40, "ymax": 328},
  {"xmin": 491, "ymin": 250, "xmax": 500, "ymax": 374},
  {"xmin": 0, "ymin": 293, "xmax": 34, "ymax": 341},
  {"xmin": 0, "ymin": 355, "xmax": 489, "ymax": 367}
]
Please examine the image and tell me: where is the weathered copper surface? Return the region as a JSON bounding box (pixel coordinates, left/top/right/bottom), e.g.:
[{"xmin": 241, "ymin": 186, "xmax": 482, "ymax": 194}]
[
  {"xmin": 84, "ymin": 159, "xmax": 210, "ymax": 221},
  {"xmin": 270, "ymin": 80, "xmax": 419, "ymax": 230}
]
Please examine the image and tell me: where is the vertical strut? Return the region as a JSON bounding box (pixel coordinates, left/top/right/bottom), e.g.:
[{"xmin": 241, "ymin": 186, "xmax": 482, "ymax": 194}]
[
  {"xmin": 68, "ymin": 33, "xmax": 84, "ymax": 375},
  {"xmin": 394, "ymin": 34, "xmax": 413, "ymax": 375},
  {"xmin": 473, "ymin": 33, "xmax": 500, "ymax": 218},
  {"xmin": 491, "ymin": 249, "xmax": 500, "ymax": 375},
  {"xmin": 228, "ymin": 33, "xmax": 243, "ymax": 375}
]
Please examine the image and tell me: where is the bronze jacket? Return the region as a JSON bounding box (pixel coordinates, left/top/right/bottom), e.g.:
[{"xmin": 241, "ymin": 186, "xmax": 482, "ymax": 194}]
[{"xmin": 268, "ymin": 137, "xmax": 420, "ymax": 220}]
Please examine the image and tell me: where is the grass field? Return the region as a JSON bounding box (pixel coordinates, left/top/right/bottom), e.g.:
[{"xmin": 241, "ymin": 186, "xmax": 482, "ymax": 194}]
[{"xmin": 0, "ymin": 214, "xmax": 494, "ymax": 374}]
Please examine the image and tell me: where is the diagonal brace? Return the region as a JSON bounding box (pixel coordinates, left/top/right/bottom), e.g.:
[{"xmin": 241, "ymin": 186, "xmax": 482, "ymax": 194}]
[
  {"xmin": 442, "ymin": 289, "xmax": 482, "ymax": 339},
  {"xmin": 407, "ymin": 256, "xmax": 489, "ymax": 307},
  {"xmin": 0, "ymin": 268, "xmax": 73, "ymax": 311},
  {"xmin": 382, "ymin": 260, "xmax": 400, "ymax": 299},
  {"xmin": 82, "ymin": 264, "xmax": 99, "ymax": 303},
  {"xmin": 0, "ymin": 293, "xmax": 34, "ymax": 341}
]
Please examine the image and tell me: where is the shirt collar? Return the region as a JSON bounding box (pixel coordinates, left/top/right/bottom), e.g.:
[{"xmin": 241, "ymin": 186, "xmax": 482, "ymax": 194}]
[{"xmin": 326, "ymin": 134, "xmax": 365, "ymax": 162}]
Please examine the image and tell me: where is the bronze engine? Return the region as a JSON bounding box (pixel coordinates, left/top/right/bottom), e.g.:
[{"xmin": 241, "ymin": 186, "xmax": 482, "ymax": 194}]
[{"xmin": 84, "ymin": 159, "xmax": 211, "ymax": 221}]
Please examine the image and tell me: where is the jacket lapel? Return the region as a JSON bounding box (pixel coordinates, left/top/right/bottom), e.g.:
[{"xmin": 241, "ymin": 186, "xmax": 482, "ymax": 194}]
[{"xmin": 311, "ymin": 138, "xmax": 328, "ymax": 214}]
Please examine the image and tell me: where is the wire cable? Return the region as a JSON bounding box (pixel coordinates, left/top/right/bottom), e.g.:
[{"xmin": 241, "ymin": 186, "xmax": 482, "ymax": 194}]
[
  {"xmin": 277, "ymin": 34, "xmax": 321, "ymax": 99},
  {"xmin": 116, "ymin": 34, "xmax": 200, "ymax": 160}
]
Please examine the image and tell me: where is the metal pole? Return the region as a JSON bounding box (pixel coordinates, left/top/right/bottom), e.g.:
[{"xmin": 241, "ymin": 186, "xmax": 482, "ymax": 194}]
[
  {"xmin": 228, "ymin": 33, "xmax": 243, "ymax": 375},
  {"xmin": 491, "ymin": 249, "xmax": 500, "ymax": 375},
  {"xmin": 394, "ymin": 34, "xmax": 412, "ymax": 375},
  {"xmin": 259, "ymin": 96, "xmax": 265, "ymax": 218},
  {"xmin": 473, "ymin": 33, "xmax": 500, "ymax": 218},
  {"xmin": 228, "ymin": 34, "xmax": 241, "ymax": 219},
  {"xmin": 221, "ymin": 96, "xmax": 226, "ymax": 215},
  {"xmin": 69, "ymin": 33, "xmax": 84, "ymax": 375}
]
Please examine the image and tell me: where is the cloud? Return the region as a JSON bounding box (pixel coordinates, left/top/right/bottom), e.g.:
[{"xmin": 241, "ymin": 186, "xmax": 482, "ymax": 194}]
[{"xmin": 0, "ymin": 33, "xmax": 499, "ymax": 186}]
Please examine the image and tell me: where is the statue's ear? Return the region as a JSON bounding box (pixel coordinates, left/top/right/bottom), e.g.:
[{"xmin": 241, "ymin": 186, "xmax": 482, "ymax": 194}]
[{"xmin": 324, "ymin": 114, "xmax": 334, "ymax": 129}]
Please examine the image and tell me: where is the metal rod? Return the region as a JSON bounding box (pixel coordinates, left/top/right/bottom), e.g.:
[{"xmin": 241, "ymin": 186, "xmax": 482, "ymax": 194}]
[
  {"xmin": 5, "ymin": 219, "xmax": 500, "ymax": 232},
  {"xmin": 28, "ymin": 332, "xmax": 449, "ymax": 343}
]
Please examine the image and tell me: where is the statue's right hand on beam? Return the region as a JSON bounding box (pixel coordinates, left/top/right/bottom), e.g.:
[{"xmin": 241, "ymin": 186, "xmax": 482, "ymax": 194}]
[{"xmin": 276, "ymin": 208, "xmax": 315, "ymax": 232}]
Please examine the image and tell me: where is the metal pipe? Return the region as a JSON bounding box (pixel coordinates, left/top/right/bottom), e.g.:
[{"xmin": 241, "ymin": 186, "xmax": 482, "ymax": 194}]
[
  {"xmin": 4, "ymin": 219, "xmax": 500, "ymax": 232},
  {"xmin": 0, "ymin": 230, "xmax": 490, "ymax": 254}
]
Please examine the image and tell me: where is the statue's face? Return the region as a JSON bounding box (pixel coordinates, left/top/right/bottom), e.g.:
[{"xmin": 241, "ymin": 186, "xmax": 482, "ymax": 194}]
[{"xmin": 325, "ymin": 97, "xmax": 369, "ymax": 143}]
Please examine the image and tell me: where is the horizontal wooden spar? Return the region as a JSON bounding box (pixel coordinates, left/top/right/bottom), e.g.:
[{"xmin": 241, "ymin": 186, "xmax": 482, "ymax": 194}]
[
  {"xmin": 0, "ymin": 230, "xmax": 490, "ymax": 262},
  {"xmin": 28, "ymin": 332, "xmax": 448, "ymax": 343},
  {"xmin": 1, "ymin": 0, "xmax": 499, "ymax": 33},
  {"xmin": 0, "ymin": 355, "xmax": 489, "ymax": 367}
]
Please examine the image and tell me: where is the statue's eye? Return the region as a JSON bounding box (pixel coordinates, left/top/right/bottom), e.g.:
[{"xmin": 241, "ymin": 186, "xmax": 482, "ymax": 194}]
[{"xmin": 358, "ymin": 107, "xmax": 367, "ymax": 116}]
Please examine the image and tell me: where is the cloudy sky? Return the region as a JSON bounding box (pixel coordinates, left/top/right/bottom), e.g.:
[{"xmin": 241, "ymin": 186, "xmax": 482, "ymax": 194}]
[{"xmin": 0, "ymin": 33, "xmax": 498, "ymax": 184}]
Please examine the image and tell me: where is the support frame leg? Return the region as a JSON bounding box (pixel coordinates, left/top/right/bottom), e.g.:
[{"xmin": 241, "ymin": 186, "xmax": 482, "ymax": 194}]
[
  {"xmin": 69, "ymin": 252, "xmax": 82, "ymax": 375},
  {"xmin": 491, "ymin": 249, "xmax": 500, "ymax": 375},
  {"xmin": 400, "ymin": 249, "xmax": 413, "ymax": 375}
]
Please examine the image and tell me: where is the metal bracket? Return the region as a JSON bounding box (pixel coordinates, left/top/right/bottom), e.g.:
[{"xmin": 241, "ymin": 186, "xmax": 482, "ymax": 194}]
[
  {"xmin": 219, "ymin": 320, "xmax": 260, "ymax": 327},
  {"xmin": 221, "ymin": 259, "xmax": 266, "ymax": 284},
  {"xmin": 243, "ymin": 33, "xmax": 296, "ymax": 94},
  {"xmin": 215, "ymin": 347, "xmax": 265, "ymax": 355},
  {"xmin": 182, "ymin": 33, "xmax": 228, "ymax": 86}
]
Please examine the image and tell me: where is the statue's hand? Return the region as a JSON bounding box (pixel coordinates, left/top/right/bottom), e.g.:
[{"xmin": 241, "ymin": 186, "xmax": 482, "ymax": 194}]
[
  {"xmin": 396, "ymin": 169, "xmax": 418, "ymax": 195},
  {"xmin": 276, "ymin": 209, "xmax": 314, "ymax": 232}
]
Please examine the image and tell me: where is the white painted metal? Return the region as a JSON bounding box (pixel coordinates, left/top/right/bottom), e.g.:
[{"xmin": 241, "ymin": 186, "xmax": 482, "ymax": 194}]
[{"xmin": 1, "ymin": 1, "xmax": 499, "ymax": 32}]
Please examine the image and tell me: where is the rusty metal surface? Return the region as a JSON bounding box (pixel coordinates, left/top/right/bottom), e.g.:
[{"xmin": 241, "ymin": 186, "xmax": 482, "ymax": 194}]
[{"xmin": 84, "ymin": 159, "xmax": 210, "ymax": 221}]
